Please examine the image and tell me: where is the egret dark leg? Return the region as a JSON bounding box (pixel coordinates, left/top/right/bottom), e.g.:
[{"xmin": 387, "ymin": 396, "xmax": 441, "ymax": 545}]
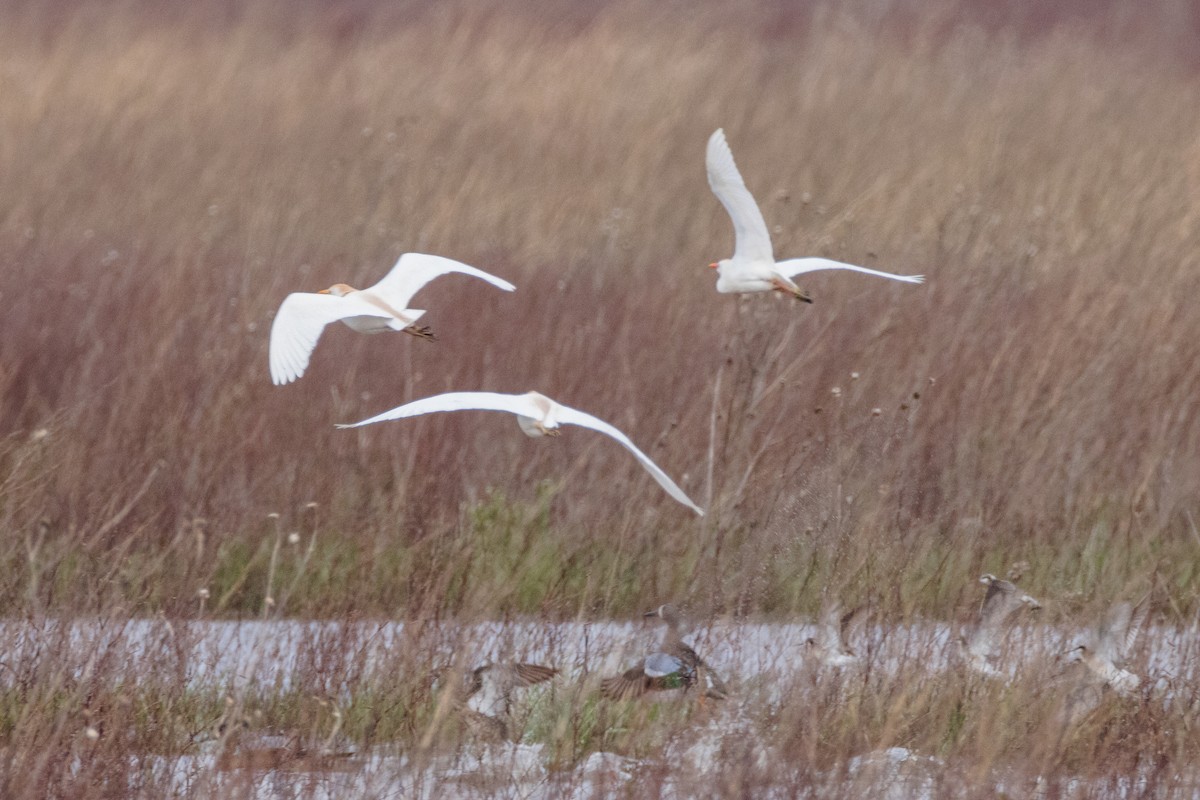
[
  {"xmin": 770, "ymin": 277, "xmax": 812, "ymax": 303},
  {"xmin": 404, "ymin": 324, "xmax": 437, "ymax": 340}
]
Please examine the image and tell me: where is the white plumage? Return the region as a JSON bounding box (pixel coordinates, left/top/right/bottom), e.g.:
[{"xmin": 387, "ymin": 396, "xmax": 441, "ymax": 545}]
[
  {"xmin": 269, "ymin": 253, "xmax": 515, "ymax": 385},
  {"xmin": 705, "ymin": 129, "xmax": 924, "ymax": 298},
  {"xmin": 337, "ymin": 391, "xmax": 704, "ymax": 515}
]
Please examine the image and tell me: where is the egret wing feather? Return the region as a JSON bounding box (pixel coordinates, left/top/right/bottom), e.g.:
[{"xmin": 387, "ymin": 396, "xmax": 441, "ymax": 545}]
[
  {"xmin": 336, "ymin": 391, "xmax": 542, "ymax": 429},
  {"xmin": 554, "ymin": 405, "xmax": 705, "ymax": 516},
  {"xmin": 777, "ymin": 257, "xmax": 925, "ymax": 284},
  {"xmin": 706, "ymin": 129, "xmax": 774, "ymax": 264},
  {"xmin": 269, "ymin": 292, "xmax": 391, "ymax": 386},
  {"xmin": 369, "ymin": 253, "xmax": 516, "ymax": 309}
]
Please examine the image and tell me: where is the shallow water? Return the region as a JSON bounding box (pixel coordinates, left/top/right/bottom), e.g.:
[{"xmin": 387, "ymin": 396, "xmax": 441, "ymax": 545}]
[{"xmin": 0, "ymin": 616, "xmax": 1194, "ymax": 694}]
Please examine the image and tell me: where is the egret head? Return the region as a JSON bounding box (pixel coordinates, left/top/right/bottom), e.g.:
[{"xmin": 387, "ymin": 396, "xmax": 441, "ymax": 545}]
[{"xmin": 318, "ymin": 283, "xmax": 356, "ymax": 297}]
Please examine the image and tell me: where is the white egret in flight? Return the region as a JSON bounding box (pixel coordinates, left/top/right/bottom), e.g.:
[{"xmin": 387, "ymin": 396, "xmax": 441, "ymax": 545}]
[
  {"xmin": 269, "ymin": 253, "xmax": 515, "ymax": 385},
  {"xmin": 337, "ymin": 391, "xmax": 704, "ymax": 515}
]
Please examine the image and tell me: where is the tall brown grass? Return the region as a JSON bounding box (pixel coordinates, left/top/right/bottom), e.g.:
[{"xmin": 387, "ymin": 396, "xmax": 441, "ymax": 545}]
[{"xmin": 1, "ymin": 0, "xmax": 1198, "ymax": 630}]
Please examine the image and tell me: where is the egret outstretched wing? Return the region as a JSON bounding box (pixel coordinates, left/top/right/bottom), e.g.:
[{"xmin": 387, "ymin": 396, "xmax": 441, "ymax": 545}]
[
  {"xmin": 269, "ymin": 292, "xmax": 398, "ymax": 386},
  {"xmin": 553, "ymin": 405, "xmax": 704, "ymax": 516},
  {"xmin": 336, "ymin": 391, "xmax": 541, "ymax": 429},
  {"xmin": 370, "ymin": 253, "xmax": 516, "ymax": 309},
  {"xmin": 706, "ymin": 129, "xmax": 773, "ymax": 264},
  {"xmin": 778, "ymin": 257, "xmax": 925, "ymax": 284}
]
